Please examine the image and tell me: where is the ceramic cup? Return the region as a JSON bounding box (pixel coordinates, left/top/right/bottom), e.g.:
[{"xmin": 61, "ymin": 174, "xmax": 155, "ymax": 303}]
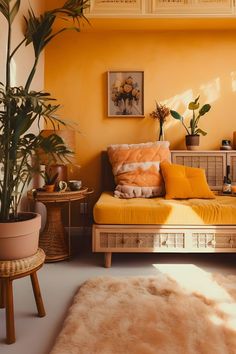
[
  {"xmin": 68, "ymin": 180, "xmax": 82, "ymax": 191},
  {"xmin": 58, "ymin": 181, "xmax": 67, "ymax": 192}
]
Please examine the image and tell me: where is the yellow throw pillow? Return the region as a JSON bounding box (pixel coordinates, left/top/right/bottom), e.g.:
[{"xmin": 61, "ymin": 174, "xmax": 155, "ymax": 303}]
[
  {"xmin": 160, "ymin": 161, "xmax": 215, "ymax": 199},
  {"xmin": 107, "ymin": 141, "xmax": 171, "ymax": 198}
]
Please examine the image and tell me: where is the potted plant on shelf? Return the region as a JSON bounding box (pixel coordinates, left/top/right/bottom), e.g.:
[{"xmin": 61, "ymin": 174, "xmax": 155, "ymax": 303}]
[
  {"xmin": 0, "ymin": 0, "xmax": 88, "ymax": 260},
  {"xmin": 170, "ymin": 96, "xmax": 211, "ymax": 150}
]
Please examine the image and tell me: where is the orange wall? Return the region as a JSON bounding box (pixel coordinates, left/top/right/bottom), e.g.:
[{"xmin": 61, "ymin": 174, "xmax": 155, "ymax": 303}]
[{"xmin": 45, "ymin": 26, "xmax": 236, "ymax": 209}]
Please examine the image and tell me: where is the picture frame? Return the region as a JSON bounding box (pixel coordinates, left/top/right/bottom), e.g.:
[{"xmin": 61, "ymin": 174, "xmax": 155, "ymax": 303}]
[
  {"xmin": 87, "ymin": 0, "xmax": 144, "ymax": 15},
  {"xmin": 107, "ymin": 71, "xmax": 144, "ymax": 117}
]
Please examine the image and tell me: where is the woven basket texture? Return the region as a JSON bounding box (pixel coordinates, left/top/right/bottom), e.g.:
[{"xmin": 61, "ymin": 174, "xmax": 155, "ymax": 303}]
[{"xmin": 0, "ymin": 248, "xmax": 45, "ymax": 277}]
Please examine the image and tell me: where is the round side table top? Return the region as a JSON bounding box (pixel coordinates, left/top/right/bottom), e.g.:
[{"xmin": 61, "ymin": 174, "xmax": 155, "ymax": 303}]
[{"xmin": 27, "ymin": 187, "xmax": 93, "ymax": 203}]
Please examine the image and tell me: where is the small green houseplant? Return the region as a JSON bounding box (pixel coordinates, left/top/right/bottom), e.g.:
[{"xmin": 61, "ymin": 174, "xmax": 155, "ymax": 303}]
[
  {"xmin": 170, "ymin": 96, "xmax": 211, "ymax": 150},
  {"xmin": 0, "ymin": 0, "xmax": 88, "ymax": 260},
  {"xmin": 43, "ymin": 170, "xmax": 59, "ymax": 192}
]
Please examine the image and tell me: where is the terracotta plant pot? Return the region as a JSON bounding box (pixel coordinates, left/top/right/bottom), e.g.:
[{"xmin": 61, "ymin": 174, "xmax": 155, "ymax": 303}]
[
  {"xmin": 0, "ymin": 212, "xmax": 41, "ymax": 260},
  {"xmin": 44, "ymin": 184, "xmax": 55, "ymax": 193},
  {"xmin": 185, "ymin": 135, "xmax": 200, "ymax": 150}
]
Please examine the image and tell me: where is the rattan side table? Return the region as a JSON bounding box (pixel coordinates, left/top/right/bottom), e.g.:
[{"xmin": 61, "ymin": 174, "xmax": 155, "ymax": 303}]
[
  {"xmin": 0, "ymin": 248, "xmax": 46, "ymax": 344},
  {"xmin": 28, "ymin": 188, "xmax": 93, "ymax": 262}
]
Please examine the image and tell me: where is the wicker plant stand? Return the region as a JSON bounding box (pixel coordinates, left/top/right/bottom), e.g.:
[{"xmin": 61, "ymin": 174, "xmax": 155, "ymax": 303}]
[{"xmin": 0, "ymin": 248, "xmax": 46, "ymax": 344}]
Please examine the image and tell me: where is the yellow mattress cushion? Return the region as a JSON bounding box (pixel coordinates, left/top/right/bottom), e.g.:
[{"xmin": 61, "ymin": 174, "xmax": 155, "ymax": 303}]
[{"xmin": 93, "ymin": 192, "xmax": 236, "ymax": 225}]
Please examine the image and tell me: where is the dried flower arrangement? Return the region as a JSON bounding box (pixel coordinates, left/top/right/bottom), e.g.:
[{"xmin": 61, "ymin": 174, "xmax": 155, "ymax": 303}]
[{"xmin": 150, "ymin": 102, "xmax": 170, "ymax": 140}]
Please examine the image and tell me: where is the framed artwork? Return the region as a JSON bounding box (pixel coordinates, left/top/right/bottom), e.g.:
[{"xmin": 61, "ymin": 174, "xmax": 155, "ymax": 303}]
[
  {"xmin": 88, "ymin": 0, "xmax": 144, "ymax": 15},
  {"xmin": 107, "ymin": 71, "xmax": 144, "ymax": 117},
  {"xmin": 151, "ymin": 0, "xmax": 233, "ymax": 15}
]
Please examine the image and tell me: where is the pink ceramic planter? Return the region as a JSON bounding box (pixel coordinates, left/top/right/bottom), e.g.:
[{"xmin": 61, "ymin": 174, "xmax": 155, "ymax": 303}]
[{"xmin": 0, "ymin": 212, "xmax": 41, "ymax": 260}]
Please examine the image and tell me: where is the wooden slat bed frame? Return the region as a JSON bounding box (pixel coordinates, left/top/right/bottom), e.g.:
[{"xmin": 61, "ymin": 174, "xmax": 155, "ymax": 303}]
[{"xmin": 92, "ymin": 152, "xmax": 236, "ymax": 268}]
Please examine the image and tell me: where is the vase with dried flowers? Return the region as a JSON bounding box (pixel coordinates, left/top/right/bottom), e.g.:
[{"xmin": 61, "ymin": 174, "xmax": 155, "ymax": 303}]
[{"xmin": 150, "ymin": 102, "xmax": 170, "ymax": 141}]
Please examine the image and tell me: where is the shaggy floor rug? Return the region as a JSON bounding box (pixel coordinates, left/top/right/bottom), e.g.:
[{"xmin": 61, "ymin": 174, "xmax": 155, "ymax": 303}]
[{"xmin": 50, "ymin": 272, "xmax": 236, "ymax": 354}]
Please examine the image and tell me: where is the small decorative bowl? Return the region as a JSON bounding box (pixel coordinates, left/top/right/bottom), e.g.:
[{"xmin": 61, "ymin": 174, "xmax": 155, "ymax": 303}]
[{"xmin": 68, "ymin": 180, "xmax": 82, "ymax": 191}]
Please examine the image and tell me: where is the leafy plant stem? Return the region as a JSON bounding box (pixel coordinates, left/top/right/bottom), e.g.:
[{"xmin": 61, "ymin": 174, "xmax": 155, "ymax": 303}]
[
  {"xmin": 182, "ymin": 120, "xmax": 190, "ymax": 135},
  {"xmin": 193, "ymin": 114, "xmax": 201, "ymax": 133},
  {"xmin": 6, "ymin": 15, "xmax": 11, "ymax": 89},
  {"xmin": 10, "ymin": 37, "xmax": 27, "ymax": 59},
  {"xmin": 1, "ymin": 15, "xmax": 12, "ymax": 220},
  {"xmin": 15, "ymin": 172, "xmax": 30, "ymax": 218},
  {"xmin": 158, "ymin": 122, "xmax": 163, "ymax": 140},
  {"xmin": 25, "ymin": 56, "xmax": 39, "ymax": 91}
]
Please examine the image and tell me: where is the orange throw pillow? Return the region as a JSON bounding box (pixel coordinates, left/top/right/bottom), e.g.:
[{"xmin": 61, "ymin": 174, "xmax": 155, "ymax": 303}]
[
  {"xmin": 107, "ymin": 141, "xmax": 171, "ymax": 198},
  {"xmin": 160, "ymin": 161, "xmax": 215, "ymax": 199}
]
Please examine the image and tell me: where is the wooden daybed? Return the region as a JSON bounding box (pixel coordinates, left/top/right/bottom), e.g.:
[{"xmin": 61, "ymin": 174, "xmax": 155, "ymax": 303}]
[{"xmin": 92, "ymin": 152, "xmax": 236, "ymax": 267}]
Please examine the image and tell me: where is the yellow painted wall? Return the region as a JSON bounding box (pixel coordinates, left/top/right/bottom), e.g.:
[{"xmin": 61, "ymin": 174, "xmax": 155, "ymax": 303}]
[{"xmin": 45, "ymin": 25, "xmax": 236, "ymax": 216}]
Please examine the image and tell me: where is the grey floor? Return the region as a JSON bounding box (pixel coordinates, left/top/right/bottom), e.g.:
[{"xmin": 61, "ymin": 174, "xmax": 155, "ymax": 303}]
[{"xmin": 0, "ymin": 234, "xmax": 236, "ymax": 354}]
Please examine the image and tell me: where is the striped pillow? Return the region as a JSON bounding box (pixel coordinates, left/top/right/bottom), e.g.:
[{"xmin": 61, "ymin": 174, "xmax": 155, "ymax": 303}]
[{"xmin": 107, "ymin": 141, "xmax": 171, "ymax": 198}]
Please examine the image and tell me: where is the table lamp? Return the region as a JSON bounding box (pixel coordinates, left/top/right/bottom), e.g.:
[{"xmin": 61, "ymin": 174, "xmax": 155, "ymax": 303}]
[{"xmin": 38, "ymin": 129, "xmax": 76, "ymax": 182}]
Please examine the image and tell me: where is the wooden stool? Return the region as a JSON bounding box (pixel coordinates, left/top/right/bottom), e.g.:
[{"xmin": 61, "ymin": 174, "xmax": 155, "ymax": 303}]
[{"xmin": 0, "ymin": 248, "xmax": 46, "ymax": 344}]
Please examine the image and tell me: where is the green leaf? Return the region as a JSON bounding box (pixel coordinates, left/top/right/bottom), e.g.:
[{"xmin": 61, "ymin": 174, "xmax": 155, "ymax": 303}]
[
  {"xmin": 199, "ymin": 104, "xmax": 211, "ymax": 116},
  {"xmin": 195, "ymin": 128, "xmax": 207, "ymax": 136},
  {"xmin": 170, "ymin": 110, "xmax": 183, "ymax": 121},
  {"xmin": 44, "ymin": 170, "xmax": 59, "ymax": 185},
  {"xmin": 10, "ymin": 0, "xmax": 20, "ymax": 24},
  {"xmin": 190, "ymin": 118, "xmax": 195, "ymax": 132},
  {"xmin": 24, "ymin": 10, "xmax": 56, "ymax": 57},
  {"xmin": 0, "ymin": 0, "xmax": 10, "ymax": 20},
  {"xmin": 188, "ymin": 96, "xmax": 200, "ymax": 110},
  {"xmin": 188, "ymin": 101, "xmax": 200, "ymax": 110}
]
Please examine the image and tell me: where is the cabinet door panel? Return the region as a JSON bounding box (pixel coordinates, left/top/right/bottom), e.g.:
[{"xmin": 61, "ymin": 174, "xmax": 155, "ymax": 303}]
[{"xmin": 227, "ymin": 153, "xmax": 236, "ymax": 183}]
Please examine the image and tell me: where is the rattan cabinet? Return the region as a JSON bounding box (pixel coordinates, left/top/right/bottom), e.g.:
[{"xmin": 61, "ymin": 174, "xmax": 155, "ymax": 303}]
[
  {"xmin": 227, "ymin": 152, "xmax": 236, "ymax": 183},
  {"xmin": 171, "ymin": 150, "xmax": 236, "ymax": 191}
]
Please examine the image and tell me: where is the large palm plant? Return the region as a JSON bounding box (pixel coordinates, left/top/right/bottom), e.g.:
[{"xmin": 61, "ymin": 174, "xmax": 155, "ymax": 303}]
[{"xmin": 0, "ymin": 0, "xmax": 89, "ymax": 221}]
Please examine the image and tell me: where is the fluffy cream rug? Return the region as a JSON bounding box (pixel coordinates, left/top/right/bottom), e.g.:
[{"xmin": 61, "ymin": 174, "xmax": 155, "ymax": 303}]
[{"xmin": 50, "ymin": 272, "xmax": 236, "ymax": 354}]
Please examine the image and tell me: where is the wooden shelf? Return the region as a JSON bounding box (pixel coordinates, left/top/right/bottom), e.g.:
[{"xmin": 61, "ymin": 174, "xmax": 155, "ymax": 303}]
[{"xmin": 83, "ymin": 17, "xmax": 236, "ymax": 32}]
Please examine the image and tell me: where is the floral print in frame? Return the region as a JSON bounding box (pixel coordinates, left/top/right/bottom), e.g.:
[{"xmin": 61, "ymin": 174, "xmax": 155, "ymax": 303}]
[{"xmin": 108, "ymin": 71, "xmax": 144, "ymax": 117}]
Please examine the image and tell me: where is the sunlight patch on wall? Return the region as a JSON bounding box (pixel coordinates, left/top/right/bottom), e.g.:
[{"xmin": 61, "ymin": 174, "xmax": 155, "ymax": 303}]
[
  {"xmin": 164, "ymin": 78, "xmax": 220, "ymax": 115},
  {"xmin": 199, "ymin": 77, "xmax": 220, "ymax": 103},
  {"xmin": 164, "ymin": 89, "xmax": 193, "ymax": 116},
  {"xmin": 163, "ymin": 90, "xmax": 193, "ymax": 129},
  {"xmin": 162, "ymin": 78, "xmax": 220, "ymax": 130},
  {"xmin": 231, "ymin": 71, "xmax": 236, "ymax": 92},
  {"xmin": 10, "ymin": 59, "xmax": 17, "ymax": 86}
]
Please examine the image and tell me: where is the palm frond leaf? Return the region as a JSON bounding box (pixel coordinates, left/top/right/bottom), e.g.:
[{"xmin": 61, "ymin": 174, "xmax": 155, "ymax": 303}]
[
  {"xmin": 9, "ymin": 0, "xmax": 20, "ymax": 23},
  {"xmin": 0, "ymin": 0, "xmax": 10, "ymax": 20},
  {"xmin": 24, "ymin": 9, "xmax": 56, "ymax": 56}
]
